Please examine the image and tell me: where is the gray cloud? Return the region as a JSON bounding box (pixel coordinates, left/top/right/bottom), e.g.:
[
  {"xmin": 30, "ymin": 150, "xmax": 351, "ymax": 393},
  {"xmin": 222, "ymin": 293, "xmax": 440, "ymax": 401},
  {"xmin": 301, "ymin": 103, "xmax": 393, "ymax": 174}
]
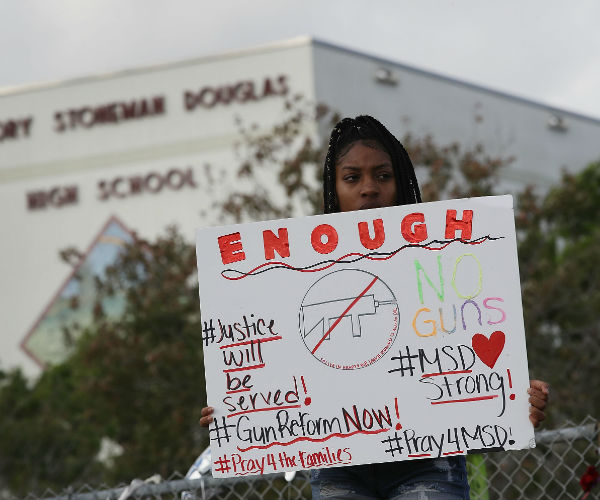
[{"xmin": 1, "ymin": 0, "xmax": 599, "ymax": 118}]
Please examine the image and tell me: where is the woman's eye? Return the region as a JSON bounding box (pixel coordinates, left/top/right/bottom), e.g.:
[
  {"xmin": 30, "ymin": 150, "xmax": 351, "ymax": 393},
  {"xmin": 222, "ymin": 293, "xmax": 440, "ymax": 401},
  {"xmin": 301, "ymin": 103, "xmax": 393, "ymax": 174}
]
[
  {"xmin": 377, "ymin": 172, "xmax": 393, "ymax": 181},
  {"xmin": 344, "ymin": 175, "xmax": 359, "ymax": 182}
]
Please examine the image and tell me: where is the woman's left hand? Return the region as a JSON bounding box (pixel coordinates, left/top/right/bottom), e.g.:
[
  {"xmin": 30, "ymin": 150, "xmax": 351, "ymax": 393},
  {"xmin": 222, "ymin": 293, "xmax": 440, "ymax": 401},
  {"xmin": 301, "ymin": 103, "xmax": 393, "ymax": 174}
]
[{"xmin": 528, "ymin": 379, "xmax": 550, "ymax": 427}]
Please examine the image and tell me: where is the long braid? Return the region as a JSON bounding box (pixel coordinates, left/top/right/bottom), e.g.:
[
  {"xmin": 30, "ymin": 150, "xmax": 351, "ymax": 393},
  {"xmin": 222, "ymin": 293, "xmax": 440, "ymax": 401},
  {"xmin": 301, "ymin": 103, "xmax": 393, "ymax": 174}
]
[
  {"xmin": 322, "ymin": 120, "xmax": 347, "ymax": 214},
  {"xmin": 322, "ymin": 115, "xmax": 421, "ymax": 213}
]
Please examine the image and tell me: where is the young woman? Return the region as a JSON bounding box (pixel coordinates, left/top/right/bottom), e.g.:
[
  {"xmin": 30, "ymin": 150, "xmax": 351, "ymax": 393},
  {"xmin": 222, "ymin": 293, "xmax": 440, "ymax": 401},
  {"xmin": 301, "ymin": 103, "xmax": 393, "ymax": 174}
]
[{"xmin": 200, "ymin": 115, "xmax": 550, "ymax": 499}]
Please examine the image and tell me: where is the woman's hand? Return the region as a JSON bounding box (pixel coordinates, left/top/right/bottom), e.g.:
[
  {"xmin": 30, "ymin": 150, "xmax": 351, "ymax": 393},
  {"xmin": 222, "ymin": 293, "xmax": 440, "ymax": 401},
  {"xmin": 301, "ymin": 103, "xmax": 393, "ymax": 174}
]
[
  {"xmin": 199, "ymin": 406, "xmax": 214, "ymax": 427},
  {"xmin": 528, "ymin": 380, "xmax": 549, "ymax": 428}
]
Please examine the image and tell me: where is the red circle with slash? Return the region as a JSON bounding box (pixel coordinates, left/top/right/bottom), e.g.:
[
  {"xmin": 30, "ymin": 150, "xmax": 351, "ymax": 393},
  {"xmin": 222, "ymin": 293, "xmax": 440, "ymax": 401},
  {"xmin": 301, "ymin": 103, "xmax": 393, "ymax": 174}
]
[{"xmin": 299, "ymin": 269, "xmax": 399, "ymax": 370}]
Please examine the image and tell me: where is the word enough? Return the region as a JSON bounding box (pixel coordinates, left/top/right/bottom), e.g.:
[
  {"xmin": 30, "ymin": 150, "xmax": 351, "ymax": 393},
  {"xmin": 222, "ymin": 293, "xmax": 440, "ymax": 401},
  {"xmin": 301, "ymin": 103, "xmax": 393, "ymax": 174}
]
[{"xmin": 218, "ymin": 210, "xmax": 474, "ymax": 265}]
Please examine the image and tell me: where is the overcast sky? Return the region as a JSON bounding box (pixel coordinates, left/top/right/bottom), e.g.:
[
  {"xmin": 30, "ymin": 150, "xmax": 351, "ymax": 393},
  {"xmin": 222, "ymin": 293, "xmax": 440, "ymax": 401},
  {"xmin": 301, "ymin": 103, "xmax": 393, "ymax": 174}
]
[{"xmin": 2, "ymin": 0, "xmax": 599, "ymax": 120}]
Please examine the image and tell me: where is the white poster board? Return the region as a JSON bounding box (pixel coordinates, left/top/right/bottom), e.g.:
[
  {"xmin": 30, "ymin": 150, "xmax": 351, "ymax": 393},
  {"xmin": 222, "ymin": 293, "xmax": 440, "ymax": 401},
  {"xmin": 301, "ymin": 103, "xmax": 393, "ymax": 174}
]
[{"xmin": 195, "ymin": 195, "xmax": 535, "ymax": 478}]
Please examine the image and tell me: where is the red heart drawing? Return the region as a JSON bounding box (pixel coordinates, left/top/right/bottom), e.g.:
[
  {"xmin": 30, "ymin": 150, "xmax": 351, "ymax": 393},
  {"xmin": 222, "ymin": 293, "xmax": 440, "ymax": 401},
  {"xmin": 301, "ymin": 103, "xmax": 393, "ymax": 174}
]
[{"xmin": 472, "ymin": 331, "xmax": 505, "ymax": 369}]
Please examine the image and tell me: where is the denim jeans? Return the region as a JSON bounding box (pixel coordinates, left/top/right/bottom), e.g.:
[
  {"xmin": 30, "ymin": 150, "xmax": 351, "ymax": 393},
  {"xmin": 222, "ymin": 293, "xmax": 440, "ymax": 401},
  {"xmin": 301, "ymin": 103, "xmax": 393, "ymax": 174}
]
[{"xmin": 310, "ymin": 457, "xmax": 469, "ymax": 500}]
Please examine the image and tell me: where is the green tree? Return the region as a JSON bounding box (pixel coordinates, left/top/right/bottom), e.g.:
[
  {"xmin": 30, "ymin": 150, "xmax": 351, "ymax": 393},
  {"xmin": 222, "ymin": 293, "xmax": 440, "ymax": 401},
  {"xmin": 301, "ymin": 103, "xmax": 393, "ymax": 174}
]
[
  {"xmin": 516, "ymin": 161, "xmax": 600, "ymax": 424},
  {"xmin": 0, "ymin": 228, "xmax": 206, "ymax": 495}
]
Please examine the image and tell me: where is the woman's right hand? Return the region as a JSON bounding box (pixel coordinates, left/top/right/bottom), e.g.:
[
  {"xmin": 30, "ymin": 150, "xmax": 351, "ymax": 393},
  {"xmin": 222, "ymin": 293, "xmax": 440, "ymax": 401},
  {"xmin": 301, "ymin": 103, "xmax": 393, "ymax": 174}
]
[{"xmin": 199, "ymin": 406, "xmax": 214, "ymax": 427}]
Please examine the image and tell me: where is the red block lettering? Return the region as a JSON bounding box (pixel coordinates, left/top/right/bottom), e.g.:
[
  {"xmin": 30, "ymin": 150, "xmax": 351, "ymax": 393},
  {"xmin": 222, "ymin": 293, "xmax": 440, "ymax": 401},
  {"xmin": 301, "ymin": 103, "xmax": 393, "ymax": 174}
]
[
  {"xmin": 263, "ymin": 228, "xmax": 290, "ymax": 260},
  {"xmin": 218, "ymin": 232, "xmax": 246, "ymax": 264},
  {"xmin": 311, "ymin": 224, "xmax": 339, "ymax": 254},
  {"xmin": 27, "ymin": 191, "xmax": 46, "ymax": 210},
  {"xmin": 358, "ymin": 219, "xmax": 386, "ymax": 250},
  {"xmin": 401, "ymin": 212, "xmax": 428, "ymax": 243},
  {"xmin": 445, "ymin": 209, "xmax": 473, "ymax": 240}
]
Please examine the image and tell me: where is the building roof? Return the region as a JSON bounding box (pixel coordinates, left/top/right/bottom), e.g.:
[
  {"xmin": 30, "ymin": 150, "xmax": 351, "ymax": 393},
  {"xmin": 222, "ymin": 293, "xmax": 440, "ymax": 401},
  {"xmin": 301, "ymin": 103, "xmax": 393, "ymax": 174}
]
[{"xmin": 1, "ymin": 36, "xmax": 599, "ymax": 126}]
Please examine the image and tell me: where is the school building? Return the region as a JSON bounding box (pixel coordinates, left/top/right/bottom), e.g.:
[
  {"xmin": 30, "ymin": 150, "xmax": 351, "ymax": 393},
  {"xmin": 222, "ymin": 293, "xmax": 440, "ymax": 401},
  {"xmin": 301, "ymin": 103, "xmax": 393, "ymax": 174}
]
[{"xmin": 1, "ymin": 36, "xmax": 599, "ymax": 376}]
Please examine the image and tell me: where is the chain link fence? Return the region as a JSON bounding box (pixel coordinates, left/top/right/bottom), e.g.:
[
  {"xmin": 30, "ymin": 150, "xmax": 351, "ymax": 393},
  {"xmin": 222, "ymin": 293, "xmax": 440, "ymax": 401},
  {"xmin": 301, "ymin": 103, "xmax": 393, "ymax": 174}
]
[{"xmin": 9, "ymin": 416, "xmax": 598, "ymax": 500}]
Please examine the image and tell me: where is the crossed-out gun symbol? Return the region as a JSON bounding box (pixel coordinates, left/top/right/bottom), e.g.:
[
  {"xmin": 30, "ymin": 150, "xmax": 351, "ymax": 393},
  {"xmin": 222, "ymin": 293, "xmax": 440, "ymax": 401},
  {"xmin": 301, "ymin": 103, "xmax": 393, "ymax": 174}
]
[{"xmin": 300, "ymin": 294, "xmax": 396, "ymax": 343}]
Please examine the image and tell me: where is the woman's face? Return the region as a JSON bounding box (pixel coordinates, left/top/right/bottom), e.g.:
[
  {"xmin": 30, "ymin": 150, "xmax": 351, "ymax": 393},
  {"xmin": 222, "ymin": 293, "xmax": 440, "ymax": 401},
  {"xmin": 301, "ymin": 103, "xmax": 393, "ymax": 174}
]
[{"xmin": 335, "ymin": 141, "xmax": 397, "ymax": 212}]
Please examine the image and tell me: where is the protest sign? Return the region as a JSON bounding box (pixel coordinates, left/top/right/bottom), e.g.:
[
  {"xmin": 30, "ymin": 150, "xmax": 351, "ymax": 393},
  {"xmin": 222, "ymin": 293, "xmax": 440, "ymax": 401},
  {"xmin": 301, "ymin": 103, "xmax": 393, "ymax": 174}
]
[{"xmin": 195, "ymin": 195, "xmax": 535, "ymax": 478}]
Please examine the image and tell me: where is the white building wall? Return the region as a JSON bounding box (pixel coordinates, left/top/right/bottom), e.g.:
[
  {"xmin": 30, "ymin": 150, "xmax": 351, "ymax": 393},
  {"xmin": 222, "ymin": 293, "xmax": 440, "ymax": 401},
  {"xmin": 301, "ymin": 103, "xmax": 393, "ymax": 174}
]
[{"xmin": 0, "ymin": 40, "xmax": 316, "ymax": 376}]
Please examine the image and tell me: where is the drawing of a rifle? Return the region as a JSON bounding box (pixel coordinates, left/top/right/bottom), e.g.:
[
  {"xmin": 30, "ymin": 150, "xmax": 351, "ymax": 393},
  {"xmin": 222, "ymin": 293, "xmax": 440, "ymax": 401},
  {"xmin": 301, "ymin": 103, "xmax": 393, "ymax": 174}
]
[{"xmin": 300, "ymin": 294, "xmax": 395, "ymax": 342}]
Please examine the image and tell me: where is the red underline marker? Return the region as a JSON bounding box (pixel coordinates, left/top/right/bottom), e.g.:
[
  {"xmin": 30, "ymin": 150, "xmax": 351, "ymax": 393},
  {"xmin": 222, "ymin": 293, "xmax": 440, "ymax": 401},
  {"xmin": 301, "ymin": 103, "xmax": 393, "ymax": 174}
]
[
  {"xmin": 443, "ymin": 450, "xmax": 465, "ymax": 456},
  {"xmin": 226, "ymin": 404, "xmax": 301, "ymax": 418},
  {"xmin": 431, "ymin": 395, "xmax": 498, "ymax": 405},
  {"xmin": 311, "ymin": 276, "xmax": 379, "ymax": 355},
  {"xmin": 221, "ymin": 237, "xmax": 498, "ymax": 281},
  {"xmin": 226, "ymin": 388, "xmax": 251, "ymax": 394},
  {"xmin": 422, "ymin": 370, "xmax": 473, "ymax": 378},
  {"xmin": 237, "ymin": 428, "xmax": 390, "ymax": 452},
  {"xmin": 409, "ymin": 453, "xmax": 432, "ymax": 457},
  {"xmin": 220, "ymin": 336, "xmax": 282, "ymax": 349},
  {"xmin": 223, "ymin": 363, "xmax": 265, "ymax": 373}
]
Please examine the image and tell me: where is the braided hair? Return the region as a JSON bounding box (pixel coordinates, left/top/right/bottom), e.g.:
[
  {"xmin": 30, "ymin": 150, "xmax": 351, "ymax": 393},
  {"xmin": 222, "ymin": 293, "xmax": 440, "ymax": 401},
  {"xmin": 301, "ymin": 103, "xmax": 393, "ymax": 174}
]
[{"xmin": 323, "ymin": 115, "xmax": 421, "ymax": 214}]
